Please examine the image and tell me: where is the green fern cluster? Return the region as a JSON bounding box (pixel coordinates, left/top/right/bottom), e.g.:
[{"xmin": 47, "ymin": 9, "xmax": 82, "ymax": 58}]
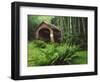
[{"xmin": 28, "ymin": 40, "xmax": 84, "ymax": 66}]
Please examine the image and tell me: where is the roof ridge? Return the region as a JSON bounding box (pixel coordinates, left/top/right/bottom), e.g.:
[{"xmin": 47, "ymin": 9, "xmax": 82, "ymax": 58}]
[{"xmin": 44, "ymin": 21, "xmax": 59, "ymax": 29}]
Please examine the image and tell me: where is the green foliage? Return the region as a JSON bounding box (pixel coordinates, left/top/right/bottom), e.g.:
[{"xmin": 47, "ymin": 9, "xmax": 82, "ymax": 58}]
[
  {"xmin": 28, "ymin": 40, "xmax": 87, "ymax": 66},
  {"xmin": 71, "ymin": 51, "xmax": 87, "ymax": 64},
  {"xmin": 53, "ymin": 44, "xmax": 80, "ymax": 65},
  {"xmin": 28, "ymin": 41, "xmax": 49, "ymax": 66},
  {"xmin": 51, "ymin": 16, "xmax": 87, "ymax": 50},
  {"xmin": 33, "ymin": 40, "xmax": 46, "ymax": 48}
]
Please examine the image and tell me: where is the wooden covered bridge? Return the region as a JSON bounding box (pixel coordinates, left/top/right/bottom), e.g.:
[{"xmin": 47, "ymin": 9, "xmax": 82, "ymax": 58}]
[{"xmin": 36, "ymin": 22, "xmax": 61, "ymax": 42}]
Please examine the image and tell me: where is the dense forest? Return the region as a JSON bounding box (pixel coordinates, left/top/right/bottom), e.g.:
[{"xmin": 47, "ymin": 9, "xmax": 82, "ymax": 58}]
[
  {"xmin": 28, "ymin": 15, "xmax": 88, "ymax": 66},
  {"xmin": 28, "ymin": 15, "xmax": 87, "ymax": 50}
]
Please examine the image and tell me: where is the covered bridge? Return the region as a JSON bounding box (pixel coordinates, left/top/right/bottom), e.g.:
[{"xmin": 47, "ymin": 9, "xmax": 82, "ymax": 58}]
[{"xmin": 36, "ymin": 22, "xmax": 61, "ymax": 42}]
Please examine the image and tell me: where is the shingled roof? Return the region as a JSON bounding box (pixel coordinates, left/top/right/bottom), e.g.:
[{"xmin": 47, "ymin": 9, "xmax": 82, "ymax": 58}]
[{"xmin": 37, "ymin": 21, "xmax": 60, "ymax": 31}]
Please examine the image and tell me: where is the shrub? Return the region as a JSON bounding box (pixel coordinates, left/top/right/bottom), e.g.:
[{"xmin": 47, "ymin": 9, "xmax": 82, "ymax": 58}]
[
  {"xmin": 52, "ymin": 44, "xmax": 79, "ymax": 65},
  {"xmin": 33, "ymin": 40, "xmax": 46, "ymax": 48}
]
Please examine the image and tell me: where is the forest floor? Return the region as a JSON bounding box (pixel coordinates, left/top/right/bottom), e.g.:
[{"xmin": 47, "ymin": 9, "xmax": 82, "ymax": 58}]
[{"xmin": 28, "ymin": 40, "xmax": 87, "ymax": 67}]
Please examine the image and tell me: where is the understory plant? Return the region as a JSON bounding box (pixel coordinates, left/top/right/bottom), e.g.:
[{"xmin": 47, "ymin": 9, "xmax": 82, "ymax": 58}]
[{"xmin": 28, "ymin": 40, "xmax": 80, "ymax": 66}]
